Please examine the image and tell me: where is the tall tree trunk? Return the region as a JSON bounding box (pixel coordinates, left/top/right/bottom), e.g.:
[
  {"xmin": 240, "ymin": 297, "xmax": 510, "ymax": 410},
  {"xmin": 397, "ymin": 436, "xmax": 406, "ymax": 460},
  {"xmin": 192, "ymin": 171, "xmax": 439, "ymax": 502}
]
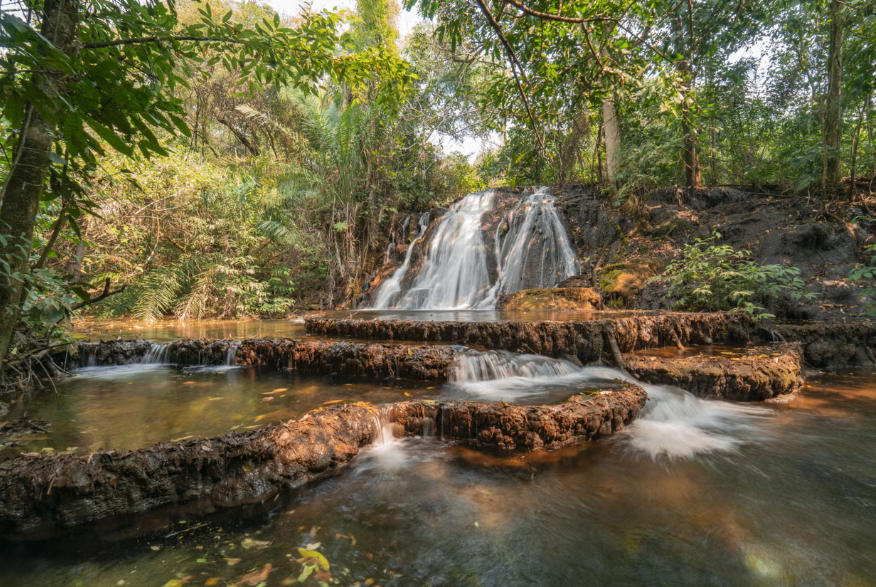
[
  {"xmin": 600, "ymin": 43, "xmax": 621, "ymax": 200},
  {"xmin": 674, "ymin": 16, "xmax": 700, "ymax": 192},
  {"xmin": 602, "ymin": 96, "xmax": 621, "ymax": 199},
  {"xmin": 822, "ymin": 0, "xmax": 845, "ymax": 195},
  {"xmin": 0, "ymin": 0, "xmax": 80, "ymax": 364}
]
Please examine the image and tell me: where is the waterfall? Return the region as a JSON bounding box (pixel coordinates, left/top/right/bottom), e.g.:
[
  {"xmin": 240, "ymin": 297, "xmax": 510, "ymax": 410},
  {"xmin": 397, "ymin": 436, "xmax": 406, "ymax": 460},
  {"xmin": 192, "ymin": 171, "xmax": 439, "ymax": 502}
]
[
  {"xmin": 450, "ymin": 349, "xmax": 581, "ymax": 382},
  {"xmin": 141, "ymin": 343, "xmax": 170, "ymax": 364},
  {"xmin": 483, "ymin": 187, "xmax": 579, "ymax": 305},
  {"xmin": 225, "ymin": 343, "xmax": 239, "ymax": 366},
  {"xmin": 371, "ymin": 212, "xmax": 430, "ymax": 309},
  {"xmin": 369, "ymin": 188, "xmax": 577, "ymax": 310}
]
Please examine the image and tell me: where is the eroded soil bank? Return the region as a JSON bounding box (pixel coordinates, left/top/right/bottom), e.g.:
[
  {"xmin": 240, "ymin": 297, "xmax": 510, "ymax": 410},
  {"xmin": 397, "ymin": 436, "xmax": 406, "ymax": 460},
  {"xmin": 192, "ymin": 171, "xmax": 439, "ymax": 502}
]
[
  {"xmin": 625, "ymin": 344, "xmax": 804, "ymax": 401},
  {"xmin": 0, "ymin": 386, "xmax": 645, "ymax": 538}
]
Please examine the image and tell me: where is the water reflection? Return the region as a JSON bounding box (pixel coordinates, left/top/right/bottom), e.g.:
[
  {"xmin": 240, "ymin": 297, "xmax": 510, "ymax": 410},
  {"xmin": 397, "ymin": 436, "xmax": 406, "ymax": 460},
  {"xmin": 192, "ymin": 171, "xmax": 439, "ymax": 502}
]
[{"xmin": 2, "ymin": 376, "xmax": 876, "ymax": 586}]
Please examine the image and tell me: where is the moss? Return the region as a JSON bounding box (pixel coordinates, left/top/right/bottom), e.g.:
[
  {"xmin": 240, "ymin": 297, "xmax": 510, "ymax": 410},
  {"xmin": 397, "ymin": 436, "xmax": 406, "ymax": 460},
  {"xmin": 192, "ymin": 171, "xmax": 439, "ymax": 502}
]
[{"xmin": 597, "ymin": 259, "xmax": 662, "ymax": 308}]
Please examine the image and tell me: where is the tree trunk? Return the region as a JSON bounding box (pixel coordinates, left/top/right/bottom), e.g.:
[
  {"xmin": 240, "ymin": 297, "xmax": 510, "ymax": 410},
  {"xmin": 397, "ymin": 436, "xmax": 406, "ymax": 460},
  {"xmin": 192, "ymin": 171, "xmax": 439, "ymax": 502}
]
[
  {"xmin": 674, "ymin": 13, "xmax": 700, "ymax": 192},
  {"xmin": 602, "ymin": 95, "xmax": 621, "ymax": 199},
  {"xmin": 822, "ymin": 0, "xmax": 844, "ymax": 195},
  {"xmin": 0, "ymin": 0, "xmax": 80, "ymax": 364},
  {"xmin": 600, "ymin": 43, "xmax": 621, "ymax": 200}
]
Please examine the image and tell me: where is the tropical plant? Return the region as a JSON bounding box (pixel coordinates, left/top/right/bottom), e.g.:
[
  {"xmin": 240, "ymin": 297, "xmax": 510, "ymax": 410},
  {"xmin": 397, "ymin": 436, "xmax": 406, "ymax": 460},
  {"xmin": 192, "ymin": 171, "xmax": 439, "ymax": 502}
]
[{"xmin": 654, "ymin": 233, "xmax": 816, "ymax": 319}]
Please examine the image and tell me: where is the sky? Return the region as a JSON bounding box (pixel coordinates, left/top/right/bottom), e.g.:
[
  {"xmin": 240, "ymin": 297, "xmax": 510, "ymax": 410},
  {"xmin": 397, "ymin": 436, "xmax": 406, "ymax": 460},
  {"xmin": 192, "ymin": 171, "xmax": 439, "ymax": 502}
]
[{"xmin": 260, "ymin": 0, "xmax": 493, "ymax": 160}]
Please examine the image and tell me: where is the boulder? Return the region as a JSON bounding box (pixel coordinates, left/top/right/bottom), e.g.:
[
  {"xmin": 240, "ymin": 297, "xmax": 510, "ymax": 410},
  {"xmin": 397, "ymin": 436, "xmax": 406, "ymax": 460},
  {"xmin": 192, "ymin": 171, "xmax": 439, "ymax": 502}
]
[{"xmin": 496, "ymin": 287, "xmax": 603, "ymax": 311}]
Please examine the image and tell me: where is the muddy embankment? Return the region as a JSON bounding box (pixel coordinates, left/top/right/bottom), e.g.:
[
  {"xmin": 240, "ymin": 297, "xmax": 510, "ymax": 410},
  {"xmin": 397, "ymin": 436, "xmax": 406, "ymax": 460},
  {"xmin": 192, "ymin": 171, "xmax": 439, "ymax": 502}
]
[
  {"xmin": 80, "ymin": 339, "xmax": 457, "ymax": 381},
  {"xmin": 0, "ymin": 386, "xmax": 646, "ymax": 538},
  {"xmin": 625, "ymin": 344, "xmax": 804, "ymax": 402}
]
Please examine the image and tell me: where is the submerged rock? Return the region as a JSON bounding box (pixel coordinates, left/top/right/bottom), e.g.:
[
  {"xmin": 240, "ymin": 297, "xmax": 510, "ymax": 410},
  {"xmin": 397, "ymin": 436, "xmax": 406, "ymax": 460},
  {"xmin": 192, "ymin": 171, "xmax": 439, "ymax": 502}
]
[
  {"xmin": 496, "ymin": 287, "xmax": 603, "ymax": 311},
  {"xmin": 624, "ymin": 344, "xmax": 803, "ymax": 401},
  {"xmin": 0, "ymin": 385, "xmax": 647, "ymax": 538}
]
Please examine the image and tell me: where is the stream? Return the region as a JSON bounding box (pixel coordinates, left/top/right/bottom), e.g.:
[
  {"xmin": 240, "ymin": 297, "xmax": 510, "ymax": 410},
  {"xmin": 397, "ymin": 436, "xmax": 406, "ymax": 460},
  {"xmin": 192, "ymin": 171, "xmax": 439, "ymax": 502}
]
[{"xmin": 1, "ymin": 344, "xmax": 875, "ymax": 586}]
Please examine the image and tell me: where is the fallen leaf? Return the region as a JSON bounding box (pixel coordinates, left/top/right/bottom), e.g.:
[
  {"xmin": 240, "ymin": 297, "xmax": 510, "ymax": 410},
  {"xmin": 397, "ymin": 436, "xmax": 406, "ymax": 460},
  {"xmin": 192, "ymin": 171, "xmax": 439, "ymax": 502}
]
[
  {"xmin": 205, "ymin": 579, "xmax": 222, "ymax": 586},
  {"xmin": 235, "ymin": 563, "xmax": 273, "ymax": 586},
  {"xmin": 183, "ymin": 381, "xmax": 195, "ymax": 385},
  {"xmin": 262, "ymin": 396, "xmax": 275, "ymax": 402},
  {"xmin": 224, "ymin": 558, "xmax": 242, "ymax": 566},
  {"xmin": 322, "ymin": 399, "xmax": 346, "ymax": 405},
  {"xmin": 241, "ymin": 538, "xmax": 271, "ymax": 550},
  {"xmin": 298, "ymin": 548, "xmax": 330, "ymax": 570}
]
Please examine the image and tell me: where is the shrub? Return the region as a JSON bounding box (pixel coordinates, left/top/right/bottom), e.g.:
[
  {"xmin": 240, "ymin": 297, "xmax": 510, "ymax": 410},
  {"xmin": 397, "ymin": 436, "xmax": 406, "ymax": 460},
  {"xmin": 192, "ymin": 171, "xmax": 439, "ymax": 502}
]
[{"xmin": 654, "ymin": 232, "xmax": 814, "ymax": 319}]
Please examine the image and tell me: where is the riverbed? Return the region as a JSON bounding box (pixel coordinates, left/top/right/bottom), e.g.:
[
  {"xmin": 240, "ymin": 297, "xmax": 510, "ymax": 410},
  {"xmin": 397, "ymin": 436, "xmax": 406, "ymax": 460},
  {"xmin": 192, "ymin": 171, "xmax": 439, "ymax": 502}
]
[{"xmin": 1, "ymin": 357, "xmax": 874, "ymax": 585}]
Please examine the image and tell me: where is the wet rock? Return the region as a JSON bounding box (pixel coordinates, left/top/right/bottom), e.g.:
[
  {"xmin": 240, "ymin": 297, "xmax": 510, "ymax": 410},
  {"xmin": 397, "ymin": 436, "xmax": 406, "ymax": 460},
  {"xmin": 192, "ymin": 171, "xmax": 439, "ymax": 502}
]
[
  {"xmin": 770, "ymin": 321, "xmax": 876, "ymax": 370},
  {"xmin": 77, "ymin": 339, "xmax": 154, "ymax": 366},
  {"xmin": 0, "ymin": 403, "xmax": 381, "ymax": 538},
  {"xmin": 393, "ymin": 383, "xmax": 647, "ymax": 451},
  {"xmin": 625, "ymin": 344, "xmax": 803, "ymax": 401},
  {"xmin": 81, "ymin": 339, "xmax": 458, "ymax": 381},
  {"xmin": 0, "ymin": 387, "xmax": 647, "ymax": 537},
  {"xmin": 305, "ymin": 313, "xmax": 755, "ymax": 365},
  {"xmin": 496, "ymin": 287, "xmax": 603, "ymax": 311}
]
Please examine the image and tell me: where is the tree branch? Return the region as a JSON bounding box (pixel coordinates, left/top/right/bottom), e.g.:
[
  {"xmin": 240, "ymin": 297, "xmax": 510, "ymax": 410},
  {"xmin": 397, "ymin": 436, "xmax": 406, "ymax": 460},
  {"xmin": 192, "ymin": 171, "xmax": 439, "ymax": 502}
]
[
  {"xmin": 81, "ymin": 36, "xmax": 243, "ymax": 49},
  {"xmin": 71, "ymin": 278, "xmax": 127, "ymax": 310},
  {"xmin": 472, "ymin": 0, "xmax": 545, "ymax": 151},
  {"xmin": 499, "ymin": 0, "xmax": 617, "ymax": 24}
]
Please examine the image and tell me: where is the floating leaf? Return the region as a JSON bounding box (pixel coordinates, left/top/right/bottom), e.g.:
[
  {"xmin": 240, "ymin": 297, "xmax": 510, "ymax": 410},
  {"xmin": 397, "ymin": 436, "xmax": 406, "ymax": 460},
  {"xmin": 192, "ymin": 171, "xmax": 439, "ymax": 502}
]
[{"xmin": 297, "ymin": 548, "xmax": 330, "ymax": 570}]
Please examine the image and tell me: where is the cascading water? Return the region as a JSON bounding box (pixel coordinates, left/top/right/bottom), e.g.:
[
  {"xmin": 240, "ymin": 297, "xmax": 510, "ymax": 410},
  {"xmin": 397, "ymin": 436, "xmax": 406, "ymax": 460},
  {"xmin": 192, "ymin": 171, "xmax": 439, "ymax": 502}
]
[
  {"xmin": 141, "ymin": 343, "xmax": 170, "ymax": 364},
  {"xmin": 449, "ymin": 349, "xmax": 772, "ymax": 457},
  {"xmin": 368, "ymin": 187, "xmax": 578, "ymax": 310},
  {"xmin": 370, "ymin": 211, "xmax": 430, "ymax": 309},
  {"xmin": 483, "ymin": 187, "xmax": 579, "ymax": 306},
  {"xmin": 225, "ymin": 343, "xmax": 239, "ymax": 366}
]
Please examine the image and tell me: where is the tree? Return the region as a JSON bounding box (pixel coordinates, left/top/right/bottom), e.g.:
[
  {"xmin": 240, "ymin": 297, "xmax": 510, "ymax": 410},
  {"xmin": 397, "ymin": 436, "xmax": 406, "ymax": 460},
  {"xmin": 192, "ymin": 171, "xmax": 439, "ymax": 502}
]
[{"xmin": 0, "ymin": 0, "xmax": 407, "ymax": 364}]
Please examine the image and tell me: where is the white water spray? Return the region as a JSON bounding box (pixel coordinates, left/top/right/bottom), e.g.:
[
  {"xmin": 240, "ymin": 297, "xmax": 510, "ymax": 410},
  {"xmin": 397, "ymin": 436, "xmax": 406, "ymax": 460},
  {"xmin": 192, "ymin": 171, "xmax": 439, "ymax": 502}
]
[
  {"xmin": 450, "ymin": 350, "xmax": 772, "ymax": 458},
  {"xmin": 370, "ymin": 211, "xmax": 430, "ymax": 309},
  {"xmin": 369, "ymin": 188, "xmax": 578, "ymax": 310}
]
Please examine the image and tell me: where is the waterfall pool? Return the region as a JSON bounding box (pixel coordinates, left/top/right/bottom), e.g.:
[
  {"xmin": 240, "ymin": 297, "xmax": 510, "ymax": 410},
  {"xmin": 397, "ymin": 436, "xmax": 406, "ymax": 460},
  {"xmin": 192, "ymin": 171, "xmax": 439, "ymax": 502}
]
[{"xmin": 2, "ymin": 339, "xmax": 876, "ymax": 587}]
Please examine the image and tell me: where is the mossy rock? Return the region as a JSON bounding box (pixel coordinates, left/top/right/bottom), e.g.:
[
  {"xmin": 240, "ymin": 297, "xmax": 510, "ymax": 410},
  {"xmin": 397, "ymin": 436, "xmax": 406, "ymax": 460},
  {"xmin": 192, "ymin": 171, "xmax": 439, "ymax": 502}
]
[
  {"xmin": 598, "ymin": 259, "xmax": 663, "ymax": 308},
  {"xmin": 496, "ymin": 287, "xmax": 603, "ymax": 311}
]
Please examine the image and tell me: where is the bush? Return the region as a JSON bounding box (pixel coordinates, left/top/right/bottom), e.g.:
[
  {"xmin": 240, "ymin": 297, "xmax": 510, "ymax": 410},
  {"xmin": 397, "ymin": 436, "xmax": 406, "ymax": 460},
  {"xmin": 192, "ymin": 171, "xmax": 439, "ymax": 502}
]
[{"xmin": 655, "ymin": 232, "xmax": 814, "ymax": 319}]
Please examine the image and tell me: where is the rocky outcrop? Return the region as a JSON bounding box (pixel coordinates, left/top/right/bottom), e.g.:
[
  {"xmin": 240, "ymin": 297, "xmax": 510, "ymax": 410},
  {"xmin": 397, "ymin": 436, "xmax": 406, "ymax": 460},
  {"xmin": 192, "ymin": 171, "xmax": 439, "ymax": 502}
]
[
  {"xmin": 0, "ymin": 403, "xmax": 381, "ymax": 538},
  {"xmin": 769, "ymin": 322, "xmax": 876, "ymax": 370},
  {"xmin": 80, "ymin": 339, "xmax": 459, "ymax": 381},
  {"xmin": 394, "ymin": 384, "xmax": 647, "ymax": 451},
  {"xmin": 78, "ymin": 339, "xmax": 154, "ymax": 366},
  {"xmin": 0, "ymin": 385, "xmax": 647, "ymax": 538},
  {"xmin": 305, "ymin": 313, "xmax": 754, "ymax": 365},
  {"xmin": 625, "ymin": 344, "xmax": 803, "ymax": 401},
  {"xmin": 496, "ymin": 287, "xmax": 603, "ymax": 311}
]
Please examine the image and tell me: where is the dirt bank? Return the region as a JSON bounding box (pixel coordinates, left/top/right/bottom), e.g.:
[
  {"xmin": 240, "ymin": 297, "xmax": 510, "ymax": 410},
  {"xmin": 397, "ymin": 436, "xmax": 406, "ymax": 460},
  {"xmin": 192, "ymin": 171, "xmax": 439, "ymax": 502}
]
[{"xmin": 625, "ymin": 344, "xmax": 803, "ymax": 401}]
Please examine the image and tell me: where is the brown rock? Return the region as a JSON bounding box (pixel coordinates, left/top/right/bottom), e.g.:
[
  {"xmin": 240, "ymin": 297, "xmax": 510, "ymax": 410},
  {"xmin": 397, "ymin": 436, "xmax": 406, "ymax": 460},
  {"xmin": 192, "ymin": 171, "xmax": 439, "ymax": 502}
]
[{"xmin": 496, "ymin": 287, "xmax": 603, "ymax": 311}]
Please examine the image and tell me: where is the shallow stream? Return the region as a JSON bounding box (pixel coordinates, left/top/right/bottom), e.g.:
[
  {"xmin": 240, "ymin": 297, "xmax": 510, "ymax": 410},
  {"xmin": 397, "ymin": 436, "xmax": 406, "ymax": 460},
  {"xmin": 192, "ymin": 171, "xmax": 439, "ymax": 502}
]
[{"xmin": 2, "ymin": 318, "xmax": 875, "ymax": 586}]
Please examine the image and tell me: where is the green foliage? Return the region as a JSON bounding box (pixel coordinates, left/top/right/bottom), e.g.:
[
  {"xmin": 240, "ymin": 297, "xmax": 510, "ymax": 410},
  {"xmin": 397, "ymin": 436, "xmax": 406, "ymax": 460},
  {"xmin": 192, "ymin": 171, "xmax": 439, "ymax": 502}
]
[
  {"xmin": 849, "ymin": 243, "xmax": 876, "ymax": 315},
  {"xmin": 655, "ymin": 233, "xmax": 815, "ymax": 319}
]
